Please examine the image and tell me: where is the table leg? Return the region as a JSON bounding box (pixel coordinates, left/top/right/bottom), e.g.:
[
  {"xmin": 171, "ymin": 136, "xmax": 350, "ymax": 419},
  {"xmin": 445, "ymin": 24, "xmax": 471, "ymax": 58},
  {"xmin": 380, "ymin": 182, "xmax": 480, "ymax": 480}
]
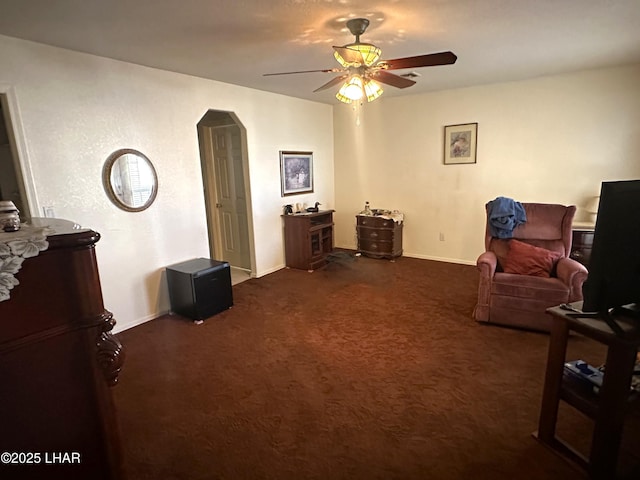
[
  {"xmin": 537, "ymin": 318, "xmax": 570, "ymax": 443},
  {"xmin": 588, "ymin": 343, "xmax": 637, "ymax": 479}
]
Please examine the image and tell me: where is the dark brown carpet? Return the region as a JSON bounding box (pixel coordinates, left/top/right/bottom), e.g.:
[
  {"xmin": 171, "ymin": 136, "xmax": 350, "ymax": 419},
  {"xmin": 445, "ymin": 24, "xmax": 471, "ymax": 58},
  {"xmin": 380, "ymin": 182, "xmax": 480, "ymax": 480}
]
[{"xmin": 113, "ymin": 253, "xmax": 637, "ymax": 479}]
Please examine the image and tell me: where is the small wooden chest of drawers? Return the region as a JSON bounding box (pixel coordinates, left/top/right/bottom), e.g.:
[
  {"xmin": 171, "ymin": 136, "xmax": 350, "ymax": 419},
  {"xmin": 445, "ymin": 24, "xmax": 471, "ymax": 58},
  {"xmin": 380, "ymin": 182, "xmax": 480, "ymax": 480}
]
[
  {"xmin": 356, "ymin": 215, "xmax": 403, "ymax": 259},
  {"xmin": 570, "ymin": 227, "xmax": 594, "ymax": 267}
]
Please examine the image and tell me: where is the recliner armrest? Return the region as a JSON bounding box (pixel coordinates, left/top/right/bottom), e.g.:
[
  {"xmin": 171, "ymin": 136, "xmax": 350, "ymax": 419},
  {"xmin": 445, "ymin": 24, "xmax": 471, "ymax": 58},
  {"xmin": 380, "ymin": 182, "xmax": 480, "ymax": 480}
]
[
  {"xmin": 556, "ymin": 257, "xmax": 588, "ymax": 302},
  {"xmin": 476, "ymin": 251, "xmax": 498, "ymax": 278},
  {"xmin": 474, "ymin": 251, "xmax": 498, "ymax": 322}
]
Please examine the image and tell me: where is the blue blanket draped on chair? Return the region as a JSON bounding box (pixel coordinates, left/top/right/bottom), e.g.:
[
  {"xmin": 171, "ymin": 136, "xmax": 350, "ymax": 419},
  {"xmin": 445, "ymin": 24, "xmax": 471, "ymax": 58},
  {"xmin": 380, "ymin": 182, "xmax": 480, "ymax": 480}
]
[{"xmin": 486, "ymin": 196, "xmax": 527, "ymax": 238}]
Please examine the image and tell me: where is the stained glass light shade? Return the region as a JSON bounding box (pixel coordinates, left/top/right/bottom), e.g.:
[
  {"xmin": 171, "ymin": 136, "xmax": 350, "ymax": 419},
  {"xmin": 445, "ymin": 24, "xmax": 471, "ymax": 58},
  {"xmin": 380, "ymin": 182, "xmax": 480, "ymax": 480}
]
[
  {"xmin": 336, "ymin": 76, "xmax": 364, "ymax": 103},
  {"xmin": 363, "ymin": 79, "xmax": 383, "ymax": 102},
  {"xmin": 334, "ymin": 43, "xmax": 381, "ymax": 67}
]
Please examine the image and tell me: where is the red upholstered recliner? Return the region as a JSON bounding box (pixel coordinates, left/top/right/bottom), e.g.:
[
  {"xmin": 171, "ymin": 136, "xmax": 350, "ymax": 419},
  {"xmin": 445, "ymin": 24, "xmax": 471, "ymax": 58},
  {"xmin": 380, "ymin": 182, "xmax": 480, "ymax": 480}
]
[{"xmin": 473, "ymin": 203, "xmax": 588, "ymax": 332}]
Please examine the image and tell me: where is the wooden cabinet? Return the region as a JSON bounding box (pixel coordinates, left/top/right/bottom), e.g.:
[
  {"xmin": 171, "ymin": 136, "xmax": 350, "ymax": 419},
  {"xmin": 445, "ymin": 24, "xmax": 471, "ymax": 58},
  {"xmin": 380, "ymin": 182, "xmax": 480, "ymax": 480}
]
[
  {"xmin": 571, "ymin": 225, "xmax": 595, "ymax": 267},
  {"xmin": 356, "ymin": 215, "xmax": 403, "ymax": 259},
  {"xmin": 282, "ymin": 210, "xmax": 334, "ymax": 271},
  {"xmin": 0, "ymin": 219, "xmax": 125, "ymax": 480}
]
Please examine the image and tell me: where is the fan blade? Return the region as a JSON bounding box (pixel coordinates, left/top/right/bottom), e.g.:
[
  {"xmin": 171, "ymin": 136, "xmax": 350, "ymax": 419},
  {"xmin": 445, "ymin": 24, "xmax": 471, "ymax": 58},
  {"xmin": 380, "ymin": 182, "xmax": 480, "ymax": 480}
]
[
  {"xmin": 313, "ymin": 75, "xmax": 348, "ymax": 93},
  {"xmin": 333, "ymin": 46, "xmax": 364, "ymax": 65},
  {"xmin": 372, "ymin": 71, "xmax": 416, "ymax": 89},
  {"xmin": 264, "ymin": 68, "xmax": 339, "ymax": 76},
  {"xmin": 381, "ymin": 51, "xmax": 457, "ymax": 70}
]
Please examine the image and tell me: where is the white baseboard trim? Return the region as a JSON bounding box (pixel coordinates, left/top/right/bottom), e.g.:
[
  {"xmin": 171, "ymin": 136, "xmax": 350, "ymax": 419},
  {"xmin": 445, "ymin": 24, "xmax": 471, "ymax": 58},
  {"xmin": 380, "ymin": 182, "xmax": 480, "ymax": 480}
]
[
  {"xmin": 333, "ymin": 244, "xmax": 476, "ymax": 267},
  {"xmin": 402, "ymin": 252, "xmax": 476, "ymax": 266},
  {"xmin": 255, "ymin": 263, "xmax": 286, "ymax": 277},
  {"xmin": 113, "ymin": 311, "xmax": 168, "ymax": 334}
]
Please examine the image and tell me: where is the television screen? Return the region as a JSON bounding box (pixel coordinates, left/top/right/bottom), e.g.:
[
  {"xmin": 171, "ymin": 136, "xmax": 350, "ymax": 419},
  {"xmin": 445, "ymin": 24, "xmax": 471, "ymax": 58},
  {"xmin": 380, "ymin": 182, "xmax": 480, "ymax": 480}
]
[{"xmin": 581, "ymin": 179, "xmax": 640, "ymax": 317}]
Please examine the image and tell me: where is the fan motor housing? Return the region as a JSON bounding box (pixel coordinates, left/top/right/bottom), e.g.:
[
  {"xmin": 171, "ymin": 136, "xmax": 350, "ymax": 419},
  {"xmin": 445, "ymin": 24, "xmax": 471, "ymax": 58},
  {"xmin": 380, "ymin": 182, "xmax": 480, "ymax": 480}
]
[{"xmin": 346, "ymin": 18, "xmax": 370, "ymax": 40}]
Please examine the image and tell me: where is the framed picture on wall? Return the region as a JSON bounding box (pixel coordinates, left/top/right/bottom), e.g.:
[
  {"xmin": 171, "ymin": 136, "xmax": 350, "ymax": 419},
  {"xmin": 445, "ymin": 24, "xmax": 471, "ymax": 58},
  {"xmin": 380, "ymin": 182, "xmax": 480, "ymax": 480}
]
[
  {"xmin": 280, "ymin": 151, "xmax": 314, "ymax": 196},
  {"xmin": 443, "ymin": 123, "xmax": 478, "ymax": 165}
]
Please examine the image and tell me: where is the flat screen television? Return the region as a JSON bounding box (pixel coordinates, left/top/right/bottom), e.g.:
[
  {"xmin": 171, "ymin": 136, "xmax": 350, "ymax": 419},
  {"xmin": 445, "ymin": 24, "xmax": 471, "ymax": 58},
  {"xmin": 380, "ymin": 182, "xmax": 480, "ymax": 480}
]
[{"xmin": 581, "ymin": 179, "xmax": 640, "ymax": 327}]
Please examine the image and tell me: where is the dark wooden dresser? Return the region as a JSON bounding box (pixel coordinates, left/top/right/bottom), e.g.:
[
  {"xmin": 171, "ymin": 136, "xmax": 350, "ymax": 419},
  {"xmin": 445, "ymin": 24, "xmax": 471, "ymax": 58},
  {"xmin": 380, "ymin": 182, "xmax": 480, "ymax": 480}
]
[
  {"xmin": 0, "ymin": 219, "xmax": 125, "ymax": 480},
  {"xmin": 570, "ymin": 223, "xmax": 595, "ymax": 267},
  {"xmin": 356, "ymin": 214, "xmax": 403, "ymax": 259}
]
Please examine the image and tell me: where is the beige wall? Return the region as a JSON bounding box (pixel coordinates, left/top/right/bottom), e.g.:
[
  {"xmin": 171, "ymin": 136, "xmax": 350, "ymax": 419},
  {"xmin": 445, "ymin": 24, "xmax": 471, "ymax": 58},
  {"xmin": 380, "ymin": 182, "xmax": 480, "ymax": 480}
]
[
  {"xmin": 0, "ymin": 35, "xmax": 334, "ymax": 332},
  {"xmin": 333, "ymin": 64, "xmax": 640, "ymax": 264},
  {"xmin": 2, "ymin": 32, "xmax": 639, "ymax": 332}
]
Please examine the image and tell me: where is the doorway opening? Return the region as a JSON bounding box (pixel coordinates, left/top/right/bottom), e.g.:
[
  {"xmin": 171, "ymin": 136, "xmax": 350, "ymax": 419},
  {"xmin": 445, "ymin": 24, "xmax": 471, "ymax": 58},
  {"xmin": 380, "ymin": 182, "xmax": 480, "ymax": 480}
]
[
  {"xmin": 197, "ymin": 110, "xmax": 254, "ymax": 285},
  {"xmin": 0, "ymin": 93, "xmax": 32, "ymax": 220}
]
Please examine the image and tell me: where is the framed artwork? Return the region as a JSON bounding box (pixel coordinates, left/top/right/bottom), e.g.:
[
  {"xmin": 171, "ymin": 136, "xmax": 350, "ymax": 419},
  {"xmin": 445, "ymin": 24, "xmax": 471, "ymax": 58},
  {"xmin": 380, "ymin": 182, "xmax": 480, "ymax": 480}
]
[
  {"xmin": 280, "ymin": 151, "xmax": 314, "ymax": 196},
  {"xmin": 443, "ymin": 123, "xmax": 478, "ymax": 165}
]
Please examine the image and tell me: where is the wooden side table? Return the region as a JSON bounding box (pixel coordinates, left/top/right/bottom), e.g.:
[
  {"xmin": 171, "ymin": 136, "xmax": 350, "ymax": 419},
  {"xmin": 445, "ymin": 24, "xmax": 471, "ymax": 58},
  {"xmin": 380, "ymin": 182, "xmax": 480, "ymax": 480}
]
[
  {"xmin": 571, "ymin": 222, "xmax": 595, "ymax": 267},
  {"xmin": 535, "ymin": 303, "xmax": 640, "ymax": 479}
]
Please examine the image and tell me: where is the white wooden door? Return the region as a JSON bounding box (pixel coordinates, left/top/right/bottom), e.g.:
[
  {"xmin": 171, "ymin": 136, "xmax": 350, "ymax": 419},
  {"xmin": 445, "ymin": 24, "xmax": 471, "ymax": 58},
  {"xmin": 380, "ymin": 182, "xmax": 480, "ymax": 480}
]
[{"xmin": 208, "ymin": 125, "xmax": 250, "ymax": 269}]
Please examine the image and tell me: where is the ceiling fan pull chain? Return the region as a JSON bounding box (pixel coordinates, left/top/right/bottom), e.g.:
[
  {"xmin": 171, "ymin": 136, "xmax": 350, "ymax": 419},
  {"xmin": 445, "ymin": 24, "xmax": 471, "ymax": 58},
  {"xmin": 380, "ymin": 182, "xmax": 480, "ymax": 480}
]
[{"xmin": 354, "ymin": 101, "xmax": 362, "ymax": 127}]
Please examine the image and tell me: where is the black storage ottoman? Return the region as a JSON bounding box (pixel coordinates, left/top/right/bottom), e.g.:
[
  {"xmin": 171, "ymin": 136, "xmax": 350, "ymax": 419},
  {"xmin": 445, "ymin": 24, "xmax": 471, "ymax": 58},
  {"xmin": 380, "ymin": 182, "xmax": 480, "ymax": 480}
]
[{"xmin": 166, "ymin": 258, "xmax": 233, "ymax": 321}]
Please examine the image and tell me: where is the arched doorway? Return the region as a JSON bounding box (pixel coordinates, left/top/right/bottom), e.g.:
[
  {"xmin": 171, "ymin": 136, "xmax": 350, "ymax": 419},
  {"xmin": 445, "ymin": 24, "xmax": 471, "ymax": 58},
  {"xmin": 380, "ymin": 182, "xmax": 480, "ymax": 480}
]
[{"xmin": 197, "ymin": 110, "xmax": 254, "ymax": 282}]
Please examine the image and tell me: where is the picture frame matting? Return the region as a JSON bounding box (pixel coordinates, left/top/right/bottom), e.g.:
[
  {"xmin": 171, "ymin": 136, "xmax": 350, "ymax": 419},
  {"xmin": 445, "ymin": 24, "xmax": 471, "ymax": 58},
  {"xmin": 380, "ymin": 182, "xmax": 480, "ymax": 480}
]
[
  {"xmin": 443, "ymin": 123, "xmax": 478, "ymax": 165},
  {"xmin": 280, "ymin": 151, "xmax": 314, "ymax": 196}
]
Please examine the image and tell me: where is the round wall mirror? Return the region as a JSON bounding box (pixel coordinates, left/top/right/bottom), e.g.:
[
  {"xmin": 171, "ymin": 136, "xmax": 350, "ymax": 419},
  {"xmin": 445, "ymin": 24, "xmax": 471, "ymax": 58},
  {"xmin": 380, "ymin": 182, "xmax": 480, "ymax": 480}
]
[{"xmin": 103, "ymin": 149, "xmax": 158, "ymax": 212}]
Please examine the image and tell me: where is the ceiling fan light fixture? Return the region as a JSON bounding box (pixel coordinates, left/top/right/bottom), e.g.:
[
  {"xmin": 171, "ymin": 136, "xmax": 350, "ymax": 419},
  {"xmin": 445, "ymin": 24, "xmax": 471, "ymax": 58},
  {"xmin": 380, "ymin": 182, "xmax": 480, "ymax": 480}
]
[
  {"xmin": 334, "ymin": 43, "xmax": 382, "ymax": 67},
  {"xmin": 264, "ymin": 17, "xmax": 458, "ymax": 104},
  {"xmin": 336, "ymin": 75, "xmax": 365, "ymax": 103},
  {"xmin": 364, "ymin": 79, "xmax": 383, "ymax": 102}
]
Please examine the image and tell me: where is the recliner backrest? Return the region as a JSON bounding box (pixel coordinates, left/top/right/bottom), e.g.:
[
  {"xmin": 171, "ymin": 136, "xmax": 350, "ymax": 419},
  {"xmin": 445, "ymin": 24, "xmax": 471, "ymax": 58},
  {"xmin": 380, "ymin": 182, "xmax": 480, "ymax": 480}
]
[{"xmin": 485, "ymin": 203, "xmax": 575, "ymax": 258}]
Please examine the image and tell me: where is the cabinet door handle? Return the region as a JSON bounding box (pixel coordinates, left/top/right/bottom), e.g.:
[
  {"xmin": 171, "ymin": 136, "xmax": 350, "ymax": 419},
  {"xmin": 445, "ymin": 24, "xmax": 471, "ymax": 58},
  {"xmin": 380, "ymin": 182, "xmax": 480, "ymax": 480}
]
[
  {"xmin": 370, "ymin": 232, "xmax": 378, "ymax": 238},
  {"xmin": 216, "ymin": 203, "xmax": 223, "ymax": 208}
]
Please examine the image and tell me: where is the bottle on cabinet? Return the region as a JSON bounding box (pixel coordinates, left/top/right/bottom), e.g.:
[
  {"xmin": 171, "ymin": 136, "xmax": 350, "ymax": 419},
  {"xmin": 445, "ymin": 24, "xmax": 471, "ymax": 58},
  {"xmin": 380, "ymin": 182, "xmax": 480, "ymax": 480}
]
[{"xmin": 360, "ymin": 201, "xmax": 372, "ymax": 216}]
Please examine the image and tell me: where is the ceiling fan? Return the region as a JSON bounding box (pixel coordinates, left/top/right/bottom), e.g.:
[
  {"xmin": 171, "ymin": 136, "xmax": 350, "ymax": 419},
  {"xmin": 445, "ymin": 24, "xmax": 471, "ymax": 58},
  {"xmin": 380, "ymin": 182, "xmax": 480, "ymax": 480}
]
[{"xmin": 264, "ymin": 18, "xmax": 457, "ymax": 104}]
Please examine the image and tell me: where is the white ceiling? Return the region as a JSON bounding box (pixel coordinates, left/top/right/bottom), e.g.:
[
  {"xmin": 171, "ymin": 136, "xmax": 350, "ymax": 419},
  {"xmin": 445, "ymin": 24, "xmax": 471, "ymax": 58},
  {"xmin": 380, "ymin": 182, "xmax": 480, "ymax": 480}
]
[{"xmin": 0, "ymin": 0, "xmax": 638, "ymax": 104}]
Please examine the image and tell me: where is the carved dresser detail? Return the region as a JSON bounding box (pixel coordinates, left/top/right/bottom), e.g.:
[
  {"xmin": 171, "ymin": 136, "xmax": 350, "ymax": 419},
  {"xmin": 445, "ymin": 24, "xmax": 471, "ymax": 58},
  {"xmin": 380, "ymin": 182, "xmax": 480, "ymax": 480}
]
[{"xmin": 0, "ymin": 219, "xmax": 125, "ymax": 480}]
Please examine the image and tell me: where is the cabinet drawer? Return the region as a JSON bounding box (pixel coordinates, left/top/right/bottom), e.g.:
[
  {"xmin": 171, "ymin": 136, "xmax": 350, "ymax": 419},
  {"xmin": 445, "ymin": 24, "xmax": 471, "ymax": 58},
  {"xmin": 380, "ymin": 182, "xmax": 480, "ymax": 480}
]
[
  {"xmin": 358, "ymin": 238, "xmax": 393, "ymax": 255},
  {"xmin": 357, "ymin": 216, "xmax": 394, "ymax": 228},
  {"xmin": 356, "ymin": 226, "xmax": 395, "ymax": 241}
]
